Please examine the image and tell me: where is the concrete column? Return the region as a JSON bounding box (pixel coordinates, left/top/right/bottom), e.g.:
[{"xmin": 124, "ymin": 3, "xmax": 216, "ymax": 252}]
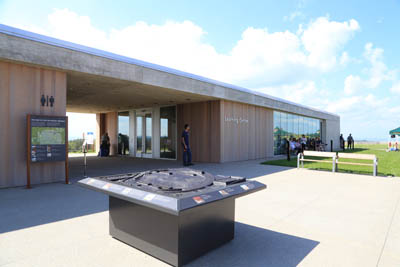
[
  {"xmin": 95, "ymin": 113, "xmax": 106, "ymax": 154},
  {"xmin": 324, "ymin": 118, "xmax": 341, "ymax": 151},
  {"xmin": 129, "ymin": 110, "xmax": 136, "ymax": 157},
  {"xmin": 321, "ymin": 120, "xmax": 327, "ymax": 145},
  {"xmin": 152, "ymin": 107, "xmax": 160, "ymax": 158}
]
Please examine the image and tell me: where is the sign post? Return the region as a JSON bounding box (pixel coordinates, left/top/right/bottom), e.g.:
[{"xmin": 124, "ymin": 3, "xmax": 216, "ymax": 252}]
[{"xmin": 26, "ymin": 114, "xmax": 69, "ymax": 188}]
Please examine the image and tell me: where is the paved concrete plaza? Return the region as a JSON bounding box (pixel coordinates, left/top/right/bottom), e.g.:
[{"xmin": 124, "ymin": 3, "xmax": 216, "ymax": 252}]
[{"xmin": 1, "ymin": 157, "xmax": 399, "ymax": 267}]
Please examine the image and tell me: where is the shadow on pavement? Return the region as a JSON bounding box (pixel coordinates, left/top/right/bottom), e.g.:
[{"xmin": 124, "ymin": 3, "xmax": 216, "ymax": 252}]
[
  {"xmin": 188, "ymin": 222, "xmax": 319, "ymax": 267},
  {"xmin": 0, "ymin": 182, "xmax": 107, "ymax": 234},
  {"xmin": 69, "ymin": 156, "xmax": 290, "ymax": 181},
  {"xmin": 0, "ymin": 156, "xmax": 287, "ymax": 234}
]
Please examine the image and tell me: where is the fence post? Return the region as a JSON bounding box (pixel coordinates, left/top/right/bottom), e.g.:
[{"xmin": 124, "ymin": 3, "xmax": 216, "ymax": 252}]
[
  {"xmin": 373, "ymin": 157, "xmax": 378, "ymax": 176},
  {"xmin": 332, "ymin": 155, "xmax": 336, "ymax": 173},
  {"xmin": 297, "ymin": 153, "xmax": 300, "ymax": 169}
]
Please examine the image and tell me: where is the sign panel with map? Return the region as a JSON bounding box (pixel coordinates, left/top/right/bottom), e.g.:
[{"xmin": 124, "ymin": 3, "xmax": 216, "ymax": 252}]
[{"xmin": 30, "ymin": 115, "xmax": 67, "ymax": 162}]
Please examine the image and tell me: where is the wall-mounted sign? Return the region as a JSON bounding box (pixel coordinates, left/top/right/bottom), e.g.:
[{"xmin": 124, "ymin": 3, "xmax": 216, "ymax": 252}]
[
  {"xmin": 224, "ymin": 116, "xmax": 249, "ymax": 124},
  {"xmin": 40, "ymin": 95, "xmax": 55, "ymax": 107},
  {"xmin": 29, "ymin": 115, "xmax": 67, "ymax": 162},
  {"xmin": 86, "ymin": 132, "xmax": 94, "ymax": 145}
]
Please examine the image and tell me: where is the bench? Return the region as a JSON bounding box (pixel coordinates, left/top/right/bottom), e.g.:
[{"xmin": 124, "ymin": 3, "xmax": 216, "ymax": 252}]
[
  {"xmin": 336, "ymin": 153, "xmax": 378, "ymax": 176},
  {"xmin": 297, "ymin": 151, "xmax": 337, "ymax": 172}
]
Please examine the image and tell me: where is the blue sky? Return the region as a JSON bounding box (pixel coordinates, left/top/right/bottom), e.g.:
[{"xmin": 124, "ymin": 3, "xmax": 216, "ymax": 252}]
[{"xmin": 1, "ymin": 0, "xmax": 399, "ymax": 140}]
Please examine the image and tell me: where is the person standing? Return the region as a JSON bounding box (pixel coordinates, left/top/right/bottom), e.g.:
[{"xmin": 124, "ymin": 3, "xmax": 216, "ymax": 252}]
[
  {"xmin": 300, "ymin": 134, "xmax": 307, "ymax": 153},
  {"xmin": 181, "ymin": 124, "xmax": 193, "ymax": 166},
  {"xmin": 340, "ymin": 134, "xmax": 345, "ymax": 151},
  {"xmin": 101, "ymin": 132, "xmax": 110, "ymax": 156},
  {"xmin": 349, "ymin": 134, "xmax": 354, "ymax": 149},
  {"xmin": 347, "ymin": 134, "xmax": 352, "ymax": 150}
]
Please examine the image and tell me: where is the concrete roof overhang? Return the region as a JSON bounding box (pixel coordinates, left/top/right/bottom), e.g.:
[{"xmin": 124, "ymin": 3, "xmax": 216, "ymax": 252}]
[
  {"xmin": 0, "ymin": 24, "xmax": 339, "ymax": 120},
  {"xmin": 67, "ymin": 71, "xmax": 216, "ymax": 113}
]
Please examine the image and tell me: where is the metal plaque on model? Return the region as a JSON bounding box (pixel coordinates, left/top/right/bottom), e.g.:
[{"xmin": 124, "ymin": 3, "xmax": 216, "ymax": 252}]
[{"xmin": 30, "ymin": 115, "xmax": 67, "ymax": 162}]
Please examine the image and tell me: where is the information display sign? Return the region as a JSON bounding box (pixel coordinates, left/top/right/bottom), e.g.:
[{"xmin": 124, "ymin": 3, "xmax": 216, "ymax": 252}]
[
  {"xmin": 29, "ymin": 115, "xmax": 67, "ymax": 162},
  {"xmin": 86, "ymin": 132, "xmax": 94, "ymax": 145},
  {"xmin": 26, "ymin": 114, "xmax": 69, "ymax": 188}
]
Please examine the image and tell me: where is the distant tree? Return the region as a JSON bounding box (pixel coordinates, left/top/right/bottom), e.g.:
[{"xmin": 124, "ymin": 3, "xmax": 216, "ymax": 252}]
[{"xmin": 68, "ymin": 138, "xmax": 96, "ymax": 153}]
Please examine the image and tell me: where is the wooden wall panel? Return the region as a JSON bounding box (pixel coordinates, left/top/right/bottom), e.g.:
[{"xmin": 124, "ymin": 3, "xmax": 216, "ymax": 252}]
[
  {"xmin": 0, "ymin": 62, "xmax": 10, "ymax": 187},
  {"xmin": 105, "ymin": 112, "xmax": 118, "ymax": 156},
  {"xmin": 177, "ymin": 100, "xmax": 221, "ymax": 163},
  {"xmin": 0, "ymin": 61, "xmax": 66, "ymax": 188},
  {"xmin": 95, "ymin": 113, "xmax": 106, "ymax": 153},
  {"xmin": 221, "ymin": 100, "xmax": 274, "ymax": 162}
]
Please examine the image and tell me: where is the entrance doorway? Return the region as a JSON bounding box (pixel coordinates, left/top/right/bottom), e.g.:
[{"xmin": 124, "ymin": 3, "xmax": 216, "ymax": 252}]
[
  {"xmin": 136, "ymin": 110, "xmax": 152, "ymax": 158},
  {"xmin": 118, "ymin": 111, "xmax": 130, "ymax": 156}
]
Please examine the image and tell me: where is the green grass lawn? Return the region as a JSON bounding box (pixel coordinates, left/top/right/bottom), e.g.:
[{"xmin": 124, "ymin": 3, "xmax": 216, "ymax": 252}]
[{"xmin": 262, "ymin": 144, "xmax": 400, "ymax": 177}]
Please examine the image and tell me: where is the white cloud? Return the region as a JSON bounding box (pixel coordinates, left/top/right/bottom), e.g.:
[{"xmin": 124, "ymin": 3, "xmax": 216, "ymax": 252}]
[
  {"xmin": 7, "ymin": 8, "xmax": 398, "ymax": 140},
  {"xmin": 325, "ymin": 96, "xmax": 362, "ymax": 113},
  {"xmin": 301, "ymin": 17, "xmax": 360, "ymax": 71},
  {"xmin": 10, "ymin": 9, "xmax": 359, "ymax": 88},
  {"xmin": 390, "ymin": 81, "xmax": 400, "ymax": 94},
  {"xmin": 344, "ymin": 75, "xmax": 363, "ymax": 95},
  {"xmin": 340, "ymin": 51, "xmax": 350, "ymax": 65},
  {"xmin": 343, "ymin": 42, "xmax": 398, "ymax": 95},
  {"xmin": 255, "ymin": 80, "xmax": 320, "ymax": 104},
  {"xmin": 284, "ymin": 11, "xmax": 304, "ymax": 22}
]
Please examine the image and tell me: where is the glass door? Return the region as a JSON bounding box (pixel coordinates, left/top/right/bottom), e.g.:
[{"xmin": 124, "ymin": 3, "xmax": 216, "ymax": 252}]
[
  {"xmin": 160, "ymin": 106, "xmax": 176, "ymax": 159},
  {"xmin": 118, "ymin": 111, "xmax": 130, "ymax": 156},
  {"xmin": 135, "ymin": 111, "xmax": 152, "ymax": 158}
]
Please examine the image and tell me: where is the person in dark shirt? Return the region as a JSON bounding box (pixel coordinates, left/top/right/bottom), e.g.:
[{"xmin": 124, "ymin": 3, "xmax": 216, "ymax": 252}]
[
  {"xmin": 340, "ymin": 134, "xmax": 345, "ymax": 150},
  {"xmin": 181, "ymin": 124, "xmax": 193, "ymax": 166}
]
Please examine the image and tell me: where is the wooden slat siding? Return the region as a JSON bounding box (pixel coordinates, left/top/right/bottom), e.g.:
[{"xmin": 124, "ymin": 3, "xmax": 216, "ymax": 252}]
[
  {"xmin": 219, "ymin": 99, "xmax": 225, "ymax": 161},
  {"xmin": 304, "ymin": 151, "xmax": 336, "ymax": 157},
  {"xmin": 266, "ymin": 109, "xmax": 274, "ymax": 157},
  {"xmin": 221, "ymin": 100, "xmax": 273, "ymax": 162},
  {"xmin": 248, "ymin": 105, "xmax": 256, "ymax": 160},
  {"xmin": 240, "ymin": 102, "xmax": 249, "ymax": 161},
  {"xmin": 95, "ymin": 114, "xmax": 101, "ymax": 153},
  {"xmin": 337, "ymin": 153, "xmax": 376, "ymax": 160},
  {"xmin": 105, "ymin": 112, "xmax": 118, "ymax": 155},
  {"xmin": 210, "ymin": 101, "xmax": 221, "ymax": 162},
  {"xmin": 0, "ymin": 62, "xmax": 10, "ymax": 187},
  {"xmin": 177, "ymin": 100, "xmax": 221, "ymax": 163},
  {"xmin": 0, "ymin": 61, "xmax": 67, "ymax": 188}
]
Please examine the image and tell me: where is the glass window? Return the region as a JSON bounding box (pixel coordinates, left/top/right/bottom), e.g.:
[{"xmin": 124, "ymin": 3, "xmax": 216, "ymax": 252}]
[
  {"xmin": 274, "ymin": 112, "xmax": 282, "ymax": 155},
  {"xmin": 299, "ymin": 116, "xmax": 304, "ymax": 137},
  {"xmin": 273, "ymin": 111, "xmax": 324, "ymax": 154},
  {"xmin": 136, "ymin": 116, "xmax": 142, "ymax": 154},
  {"xmin": 313, "ymin": 119, "xmax": 318, "ymax": 138},
  {"xmin": 281, "ymin": 112, "xmax": 289, "ymax": 155},
  {"xmin": 309, "ymin": 118, "xmax": 313, "ymax": 138},
  {"xmin": 118, "ymin": 111, "xmax": 130, "ymax": 155},
  {"xmin": 318, "ymin": 121, "xmax": 322, "ymax": 138},
  {"xmin": 281, "ymin": 112, "xmax": 288, "ymax": 138},
  {"xmin": 293, "ymin": 115, "xmax": 299, "ymax": 138},
  {"xmin": 288, "ymin": 114, "xmax": 293, "ymax": 138},
  {"xmin": 160, "ymin": 106, "xmax": 177, "ymax": 159},
  {"xmin": 145, "ymin": 115, "xmax": 152, "ymax": 154}
]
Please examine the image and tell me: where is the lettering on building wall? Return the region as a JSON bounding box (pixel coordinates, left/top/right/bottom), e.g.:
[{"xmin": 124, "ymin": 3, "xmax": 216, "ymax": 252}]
[{"xmin": 224, "ymin": 116, "xmax": 249, "ymax": 124}]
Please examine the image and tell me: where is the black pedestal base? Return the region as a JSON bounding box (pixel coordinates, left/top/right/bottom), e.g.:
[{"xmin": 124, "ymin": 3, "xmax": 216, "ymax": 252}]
[{"xmin": 109, "ymin": 196, "xmax": 235, "ymax": 266}]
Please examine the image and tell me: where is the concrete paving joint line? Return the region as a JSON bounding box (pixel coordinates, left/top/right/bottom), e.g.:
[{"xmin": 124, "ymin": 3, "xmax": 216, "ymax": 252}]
[{"xmin": 375, "ymin": 191, "xmax": 400, "ymax": 267}]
